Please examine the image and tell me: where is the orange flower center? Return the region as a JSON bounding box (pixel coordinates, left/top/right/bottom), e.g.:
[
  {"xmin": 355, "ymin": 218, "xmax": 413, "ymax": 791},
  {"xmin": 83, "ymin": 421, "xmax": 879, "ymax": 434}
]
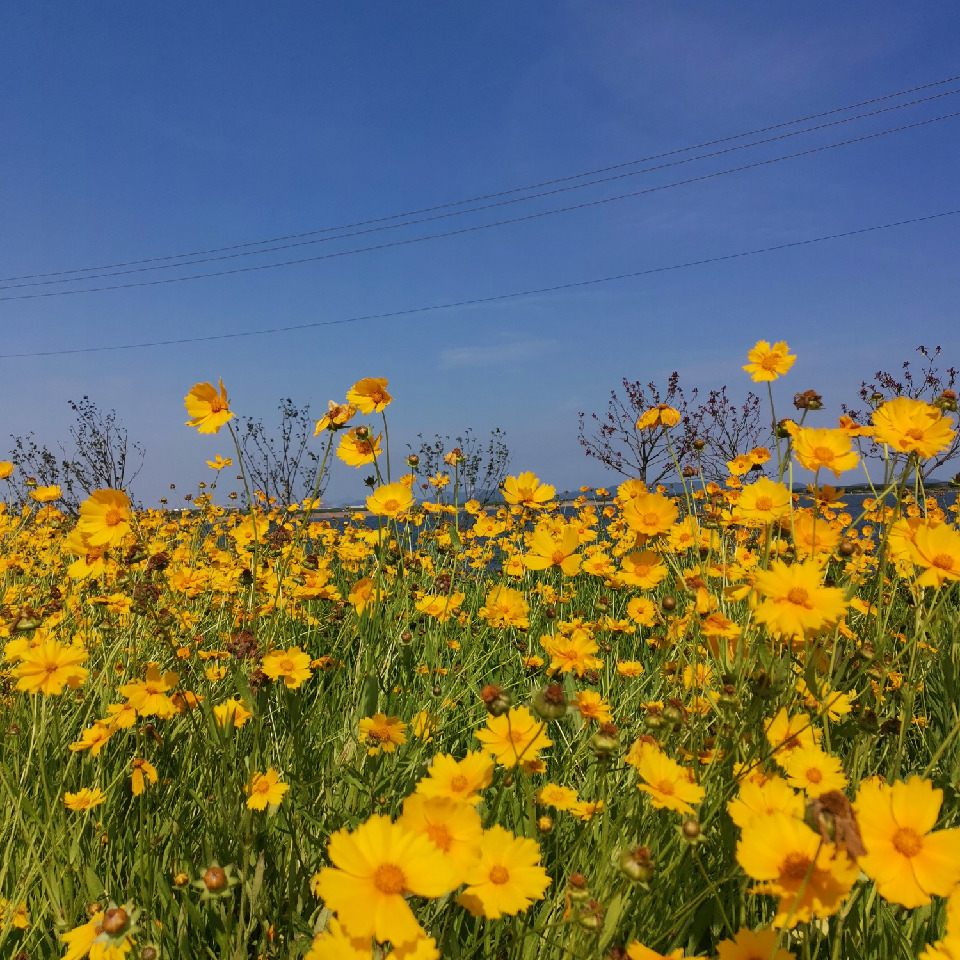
[
  {"xmin": 781, "ymin": 852, "xmax": 813, "ymax": 882},
  {"xmin": 654, "ymin": 779, "xmax": 676, "ymax": 796},
  {"xmin": 372, "ymin": 863, "xmax": 406, "ymax": 896},
  {"xmin": 210, "ymin": 398, "xmax": 226, "ymax": 413},
  {"xmin": 786, "ymin": 587, "xmax": 811, "ymax": 607},
  {"xmin": 278, "ymin": 658, "xmax": 295, "ymax": 673},
  {"xmin": 812, "ymin": 446, "xmax": 836, "ymax": 463},
  {"xmin": 381, "ymin": 499, "xmax": 400, "ymax": 513},
  {"xmin": 426, "ymin": 823, "xmax": 453, "ymax": 852},
  {"xmin": 760, "ymin": 354, "xmax": 780, "ymax": 371},
  {"xmin": 905, "ymin": 428, "xmax": 925, "ymax": 441},
  {"xmin": 805, "ymin": 767, "xmax": 823, "ymax": 784},
  {"xmin": 551, "ymin": 550, "xmax": 567, "ymax": 565},
  {"xmin": 450, "ymin": 774, "xmax": 469, "ymax": 792},
  {"xmin": 755, "ymin": 496, "xmax": 773, "ymax": 511},
  {"xmin": 104, "ymin": 508, "xmax": 125, "ymax": 527},
  {"xmin": 253, "ymin": 779, "xmax": 270, "ymax": 795},
  {"xmin": 489, "ymin": 865, "xmax": 510, "ymax": 885},
  {"xmin": 509, "ymin": 728, "xmax": 528, "ymax": 745},
  {"xmin": 931, "ymin": 553, "xmax": 954, "ymax": 571},
  {"xmin": 641, "ymin": 512, "xmax": 660, "ymax": 527},
  {"xmin": 892, "ymin": 827, "xmax": 923, "ymax": 858}
]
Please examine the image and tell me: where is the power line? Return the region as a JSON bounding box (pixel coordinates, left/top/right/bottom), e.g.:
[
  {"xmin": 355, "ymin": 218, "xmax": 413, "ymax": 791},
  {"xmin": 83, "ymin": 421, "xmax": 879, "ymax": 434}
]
[
  {"xmin": 2, "ymin": 109, "xmax": 957, "ymax": 303},
  {"xmin": 5, "ymin": 86, "xmax": 960, "ymax": 292},
  {"xmin": 3, "ymin": 72, "xmax": 959, "ymax": 285},
  {"xmin": 3, "ymin": 207, "xmax": 956, "ymax": 360}
]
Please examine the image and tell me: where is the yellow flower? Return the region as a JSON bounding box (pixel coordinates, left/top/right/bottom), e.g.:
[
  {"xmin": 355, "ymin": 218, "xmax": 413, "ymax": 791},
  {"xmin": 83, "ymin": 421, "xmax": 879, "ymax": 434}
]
[
  {"xmin": 618, "ymin": 550, "xmax": 668, "ymax": 589},
  {"xmin": 523, "ymin": 521, "xmax": 582, "ymax": 576},
  {"xmin": 367, "ymin": 482, "xmax": 415, "ymax": 518},
  {"xmin": 855, "ymin": 776, "xmax": 960, "ymax": 908},
  {"xmin": 312, "ymin": 815, "xmax": 456, "ymax": 946},
  {"xmin": 246, "ymin": 768, "xmax": 290, "ymax": 810},
  {"xmin": 727, "ymin": 776, "xmax": 804, "ymax": 828},
  {"xmin": 634, "ymin": 743, "xmax": 705, "ymax": 814},
  {"xmin": 337, "ymin": 427, "xmax": 382, "ymax": 468},
  {"xmin": 636, "ymin": 403, "xmax": 682, "ymax": 430},
  {"xmin": 457, "ymin": 825, "xmax": 551, "ymax": 919},
  {"xmin": 213, "ymin": 697, "xmax": 253, "ymax": 728},
  {"xmin": 0, "ymin": 461, "xmax": 13, "ymax": 479},
  {"xmin": 314, "ymin": 400, "xmax": 358, "ymax": 434},
  {"xmin": 474, "ymin": 706, "xmax": 552, "ymax": 768},
  {"xmin": 479, "ymin": 585, "xmax": 530, "ymax": 629},
  {"xmin": 359, "ymin": 713, "xmax": 407, "ymax": 755},
  {"xmin": 781, "ymin": 745, "xmax": 848, "ymax": 798},
  {"xmin": 791, "ymin": 428, "xmax": 859, "ymax": 479},
  {"xmin": 64, "ymin": 787, "xmax": 106, "ymax": 811},
  {"xmin": 743, "ymin": 340, "xmax": 797, "ymax": 382},
  {"xmin": 536, "ymin": 783, "xmax": 579, "ymax": 810},
  {"xmin": 737, "ymin": 811, "xmax": 858, "ymax": 926},
  {"xmin": 13, "ymin": 638, "xmax": 88, "ymax": 695},
  {"xmin": 77, "ymin": 489, "xmax": 133, "ymax": 548},
  {"xmin": 573, "ymin": 690, "xmax": 613, "ymax": 723},
  {"xmin": 872, "ymin": 397, "xmax": 956, "ymax": 459},
  {"xmin": 206, "ymin": 455, "xmax": 232, "ymax": 469},
  {"xmin": 541, "ymin": 629, "xmax": 603, "ymax": 677},
  {"xmin": 716, "ymin": 927, "xmax": 796, "ymax": 960},
  {"xmin": 415, "ymin": 751, "xmax": 494, "ymax": 805},
  {"xmin": 118, "ymin": 665, "xmax": 180, "ymax": 718},
  {"xmin": 752, "ymin": 559, "xmax": 849, "ymax": 640},
  {"xmin": 184, "ymin": 379, "xmax": 234, "ymax": 433},
  {"xmin": 131, "ymin": 758, "xmax": 159, "ymax": 796},
  {"xmin": 261, "ymin": 647, "xmax": 313, "ymax": 689},
  {"xmin": 621, "ymin": 491, "xmax": 678, "ymax": 539},
  {"xmin": 736, "ymin": 477, "xmax": 792, "ymax": 525},
  {"xmin": 902, "ymin": 520, "xmax": 960, "ymax": 588},
  {"xmin": 501, "ymin": 472, "xmax": 556, "ymax": 509},
  {"xmin": 399, "ymin": 794, "xmax": 483, "ymax": 885},
  {"xmin": 29, "ymin": 484, "xmax": 62, "ymax": 503},
  {"xmin": 346, "ymin": 377, "xmax": 393, "ymax": 414}
]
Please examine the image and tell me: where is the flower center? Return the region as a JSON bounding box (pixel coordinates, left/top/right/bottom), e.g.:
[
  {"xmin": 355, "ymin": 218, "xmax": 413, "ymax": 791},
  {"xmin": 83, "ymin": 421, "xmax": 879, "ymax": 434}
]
[
  {"xmin": 781, "ymin": 852, "xmax": 813, "ymax": 882},
  {"xmin": 786, "ymin": 587, "xmax": 811, "ymax": 607},
  {"xmin": 655, "ymin": 779, "xmax": 676, "ymax": 796},
  {"xmin": 551, "ymin": 550, "xmax": 567, "ymax": 565},
  {"xmin": 489, "ymin": 865, "xmax": 510, "ymax": 885},
  {"xmin": 279, "ymin": 658, "xmax": 295, "ymax": 673},
  {"xmin": 426, "ymin": 823, "xmax": 453, "ymax": 852},
  {"xmin": 906, "ymin": 428, "xmax": 925, "ymax": 441},
  {"xmin": 450, "ymin": 774, "xmax": 469, "ymax": 792},
  {"xmin": 892, "ymin": 827, "xmax": 923, "ymax": 858},
  {"xmin": 104, "ymin": 508, "xmax": 124, "ymax": 527},
  {"xmin": 760, "ymin": 355, "xmax": 779, "ymax": 371},
  {"xmin": 382, "ymin": 499, "xmax": 400, "ymax": 513},
  {"xmin": 755, "ymin": 496, "xmax": 773, "ymax": 512},
  {"xmin": 210, "ymin": 398, "xmax": 225, "ymax": 413},
  {"xmin": 931, "ymin": 553, "xmax": 954, "ymax": 571},
  {"xmin": 805, "ymin": 767, "xmax": 823, "ymax": 784},
  {"xmin": 641, "ymin": 512, "xmax": 660, "ymax": 527},
  {"xmin": 813, "ymin": 446, "xmax": 836, "ymax": 463},
  {"xmin": 372, "ymin": 863, "xmax": 406, "ymax": 895}
]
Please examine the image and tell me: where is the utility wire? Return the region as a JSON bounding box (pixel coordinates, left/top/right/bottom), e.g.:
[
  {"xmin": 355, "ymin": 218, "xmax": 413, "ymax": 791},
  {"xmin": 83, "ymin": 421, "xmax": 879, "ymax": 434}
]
[
  {"xmin": 3, "ymin": 207, "xmax": 956, "ymax": 360},
  {"xmin": 2, "ymin": 110, "xmax": 958, "ymax": 303},
  {"xmin": 3, "ymin": 72, "xmax": 959, "ymax": 285},
  {"xmin": 5, "ymin": 86, "xmax": 960, "ymax": 292}
]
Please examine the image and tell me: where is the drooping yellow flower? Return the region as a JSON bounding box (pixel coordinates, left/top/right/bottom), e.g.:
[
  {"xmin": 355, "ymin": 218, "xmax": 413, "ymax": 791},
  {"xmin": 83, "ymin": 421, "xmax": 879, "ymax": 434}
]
[
  {"xmin": 69, "ymin": 722, "xmax": 117, "ymax": 757},
  {"xmin": 337, "ymin": 427, "xmax": 383, "ymax": 468},
  {"xmin": 752, "ymin": 559, "xmax": 849, "ymax": 640},
  {"xmin": 312, "ymin": 815, "xmax": 456, "ymax": 946},
  {"xmin": 474, "ymin": 706, "xmax": 552, "ymax": 768},
  {"xmin": 636, "ymin": 403, "xmax": 682, "ymax": 431},
  {"xmin": 366, "ymin": 482, "xmax": 415, "ymax": 518},
  {"xmin": 314, "ymin": 400, "xmax": 358, "ymax": 434},
  {"xmin": 743, "ymin": 340, "xmax": 797, "ymax": 382},
  {"xmin": 855, "ymin": 776, "xmax": 960, "ymax": 908},
  {"xmin": 131, "ymin": 758, "xmax": 159, "ymax": 797},
  {"xmin": 213, "ymin": 697, "xmax": 253, "ymax": 728},
  {"xmin": 77, "ymin": 489, "xmax": 133, "ymax": 548},
  {"xmin": 872, "ymin": 397, "xmax": 956, "ymax": 459},
  {"xmin": 13, "ymin": 638, "xmax": 88, "ymax": 695},
  {"xmin": 185, "ymin": 379, "xmax": 234, "ymax": 434},
  {"xmin": 791, "ymin": 428, "xmax": 859, "ymax": 480},
  {"xmin": 501, "ymin": 472, "xmax": 556, "ymax": 509},
  {"xmin": 457, "ymin": 825, "xmax": 551, "ymax": 919},
  {"xmin": 246, "ymin": 768, "xmax": 290, "ymax": 810},
  {"xmin": 737, "ymin": 811, "xmax": 858, "ymax": 926},
  {"xmin": 346, "ymin": 378, "xmax": 393, "ymax": 414},
  {"xmin": 261, "ymin": 647, "xmax": 313, "ymax": 689}
]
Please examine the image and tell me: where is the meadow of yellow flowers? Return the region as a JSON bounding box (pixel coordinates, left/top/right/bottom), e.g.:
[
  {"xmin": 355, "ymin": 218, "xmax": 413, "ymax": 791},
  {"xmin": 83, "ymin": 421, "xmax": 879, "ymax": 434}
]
[{"xmin": 2, "ymin": 342, "xmax": 960, "ymax": 959}]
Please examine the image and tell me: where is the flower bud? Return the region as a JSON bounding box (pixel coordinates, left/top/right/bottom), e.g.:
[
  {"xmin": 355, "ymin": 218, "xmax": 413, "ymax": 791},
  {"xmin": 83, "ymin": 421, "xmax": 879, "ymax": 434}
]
[
  {"xmin": 102, "ymin": 908, "xmax": 130, "ymax": 935},
  {"xmin": 681, "ymin": 818, "xmax": 701, "ymax": 841},
  {"xmin": 203, "ymin": 867, "xmax": 227, "ymax": 892},
  {"xmin": 537, "ymin": 815, "xmax": 554, "ymax": 833},
  {"xmin": 567, "ymin": 872, "xmax": 590, "ymax": 902},
  {"xmin": 480, "ymin": 684, "xmax": 512, "ymax": 717},
  {"xmin": 589, "ymin": 723, "xmax": 620, "ymax": 757},
  {"xmin": 660, "ymin": 595, "xmax": 677, "ymax": 612},
  {"xmin": 619, "ymin": 845, "xmax": 655, "ymax": 883},
  {"xmin": 533, "ymin": 683, "xmax": 567, "ymax": 721}
]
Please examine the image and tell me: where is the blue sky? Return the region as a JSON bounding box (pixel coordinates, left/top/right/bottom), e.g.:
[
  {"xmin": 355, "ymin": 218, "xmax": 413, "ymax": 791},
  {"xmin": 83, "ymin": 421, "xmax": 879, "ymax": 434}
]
[{"xmin": 1, "ymin": 2, "xmax": 958, "ymax": 504}]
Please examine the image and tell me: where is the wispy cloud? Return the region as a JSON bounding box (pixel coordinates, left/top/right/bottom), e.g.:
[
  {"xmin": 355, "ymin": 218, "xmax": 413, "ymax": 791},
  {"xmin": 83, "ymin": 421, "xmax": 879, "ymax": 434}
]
[{"xmin": 439, "ymin": 337, "xmax": 559, "ymax": 369}]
